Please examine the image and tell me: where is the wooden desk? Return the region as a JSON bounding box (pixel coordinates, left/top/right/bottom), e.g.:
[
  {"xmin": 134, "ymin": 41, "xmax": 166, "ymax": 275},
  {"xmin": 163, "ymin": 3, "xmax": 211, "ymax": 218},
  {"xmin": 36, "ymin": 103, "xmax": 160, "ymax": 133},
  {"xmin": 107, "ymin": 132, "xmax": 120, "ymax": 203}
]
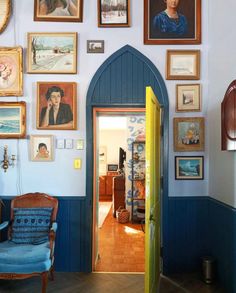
[{"xmin": 99, "ymin": 172, "xmax": 119, "ymax": 201}]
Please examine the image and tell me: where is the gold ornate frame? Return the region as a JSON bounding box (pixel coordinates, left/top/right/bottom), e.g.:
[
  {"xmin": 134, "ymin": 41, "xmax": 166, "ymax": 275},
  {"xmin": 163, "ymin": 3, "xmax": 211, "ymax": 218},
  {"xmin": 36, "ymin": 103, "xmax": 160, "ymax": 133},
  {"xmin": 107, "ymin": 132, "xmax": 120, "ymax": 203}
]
[
  {"xmin": 0, "ymin": 101, "xmax": 26, "ymax": 138},
  {"xmin": 0, "ymin": 0, "xmax": 11, "ymax": 34},
  {"xmin": 27, "ymin": 32, "xmax": 77, "ymax": 74},
  {"xmin": 0, "ymin": 46, "xmax": 23, "ymax": 96}
]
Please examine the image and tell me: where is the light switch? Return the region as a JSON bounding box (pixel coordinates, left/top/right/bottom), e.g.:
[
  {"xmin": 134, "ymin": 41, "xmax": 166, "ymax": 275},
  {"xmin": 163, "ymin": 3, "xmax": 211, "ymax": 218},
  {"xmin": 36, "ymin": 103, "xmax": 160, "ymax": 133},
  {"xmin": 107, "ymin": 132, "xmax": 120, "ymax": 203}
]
[
  {"xmin": 74, "ymin": 158, "xmax": 81, "ymax": 169},
  {"xmin": 65, "ymin": 139, "xmax": 73, "ymax": 149},
  {"xmin": 76, "ymin": 139, "xmax": 84, "ymax": 150},
  {"xmin": 57, "ymin": 139, "xmax": 65, "ymax": 149}
]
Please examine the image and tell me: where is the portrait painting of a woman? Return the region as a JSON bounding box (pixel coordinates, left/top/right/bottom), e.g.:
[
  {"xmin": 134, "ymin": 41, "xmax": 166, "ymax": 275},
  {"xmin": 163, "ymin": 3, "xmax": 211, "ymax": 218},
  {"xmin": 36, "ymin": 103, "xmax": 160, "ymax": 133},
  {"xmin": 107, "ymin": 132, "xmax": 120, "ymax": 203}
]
[
  {"xmin": 37, "ymin": 82, "xmax": 77, "ymax": 130},
  {"xmin": 144, "ymin": 0, "xmax": 201, "ymax": 44}
]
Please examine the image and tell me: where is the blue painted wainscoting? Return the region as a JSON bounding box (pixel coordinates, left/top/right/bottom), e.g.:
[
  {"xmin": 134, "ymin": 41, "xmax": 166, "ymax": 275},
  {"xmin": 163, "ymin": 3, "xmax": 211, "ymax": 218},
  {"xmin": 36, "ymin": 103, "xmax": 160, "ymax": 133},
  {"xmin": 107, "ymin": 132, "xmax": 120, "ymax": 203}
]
[
  {"xmin": 1, "ymin": 195, "xmax": 236, "ymax": 292},
  {"xmin": 208, "ymin": 198, "xmax": 236, "ymax": 293},
  {"xmin": 1, "ymin": 196, "xmax": 90, "ymax": 272},
  {"xmin": 165, "ymin": 196, "xmax": 210, "ymax": 274}
]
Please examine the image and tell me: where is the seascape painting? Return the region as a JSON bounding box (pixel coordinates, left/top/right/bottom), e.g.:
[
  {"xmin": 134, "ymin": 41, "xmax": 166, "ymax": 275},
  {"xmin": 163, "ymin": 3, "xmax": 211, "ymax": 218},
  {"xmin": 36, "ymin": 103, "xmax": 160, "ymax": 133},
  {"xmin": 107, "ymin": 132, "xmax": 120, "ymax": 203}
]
[
  {"xmin": 0, "ymin": 107, "xmax": 20, "ymax": 134},
  {"xmin": 175, "ymin": 156, "xmax": 204, "ymax": 180},
  {"xmin": 27, "ymin": 33, "xmax": 77, "ymax": 74}
]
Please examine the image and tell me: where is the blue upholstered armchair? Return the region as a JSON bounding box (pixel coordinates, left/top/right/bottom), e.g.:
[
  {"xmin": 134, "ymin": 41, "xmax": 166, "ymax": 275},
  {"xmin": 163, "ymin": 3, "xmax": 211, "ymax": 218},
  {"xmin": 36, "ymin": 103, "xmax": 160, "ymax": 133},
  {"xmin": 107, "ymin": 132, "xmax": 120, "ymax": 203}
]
[{"xmin": 0, "ymin": 193, "xmax": 58, "ymax": 293}]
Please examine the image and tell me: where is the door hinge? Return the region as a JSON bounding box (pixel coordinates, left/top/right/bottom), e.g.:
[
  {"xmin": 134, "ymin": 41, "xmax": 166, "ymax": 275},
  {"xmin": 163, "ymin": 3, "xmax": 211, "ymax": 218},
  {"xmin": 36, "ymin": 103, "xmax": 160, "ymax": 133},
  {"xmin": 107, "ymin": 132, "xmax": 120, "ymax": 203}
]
[
  {"xmin": 160, "ymin": 176, "xmax": 164, "ymax": 189},
  {"xmin": 160, "ymin": 124, "xmax": 164, "ymax": 137}
]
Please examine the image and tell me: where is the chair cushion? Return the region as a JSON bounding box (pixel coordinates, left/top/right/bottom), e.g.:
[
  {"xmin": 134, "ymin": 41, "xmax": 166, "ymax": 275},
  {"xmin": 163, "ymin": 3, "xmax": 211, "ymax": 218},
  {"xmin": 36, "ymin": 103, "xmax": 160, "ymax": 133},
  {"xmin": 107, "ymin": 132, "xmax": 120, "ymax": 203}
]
[
  {"xmin": 0, "ymin": 241, "xmax": 51, "ymax": 273},
  {"xmin": 11, "ymin": 207, "xmax": 52, "ymax": 244}
]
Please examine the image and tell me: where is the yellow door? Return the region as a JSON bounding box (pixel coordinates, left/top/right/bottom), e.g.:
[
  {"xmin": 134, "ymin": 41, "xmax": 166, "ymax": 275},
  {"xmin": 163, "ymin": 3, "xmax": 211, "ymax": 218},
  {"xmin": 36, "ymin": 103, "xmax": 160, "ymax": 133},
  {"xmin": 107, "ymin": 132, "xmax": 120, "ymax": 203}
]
[{"xmin": 145, "ymin": 86, "xmax": 161, "ymax": 293}]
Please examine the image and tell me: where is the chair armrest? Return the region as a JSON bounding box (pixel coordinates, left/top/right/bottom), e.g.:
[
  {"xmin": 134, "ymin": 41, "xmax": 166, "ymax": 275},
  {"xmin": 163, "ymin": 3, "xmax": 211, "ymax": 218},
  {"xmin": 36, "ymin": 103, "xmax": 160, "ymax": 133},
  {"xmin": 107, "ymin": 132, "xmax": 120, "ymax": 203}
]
[
  {"xmin": 50, "ymin": 222, "xmax": 58, "ymax": 233},
  {"xmin": 0, "ymin": 221, "xmax": 9, "ymax": 231}
]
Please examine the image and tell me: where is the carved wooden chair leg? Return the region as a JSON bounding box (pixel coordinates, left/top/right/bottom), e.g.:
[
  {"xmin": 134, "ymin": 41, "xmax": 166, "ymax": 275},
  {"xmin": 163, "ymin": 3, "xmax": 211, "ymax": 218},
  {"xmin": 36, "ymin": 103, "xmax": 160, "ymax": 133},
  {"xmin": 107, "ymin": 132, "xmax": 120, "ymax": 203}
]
[
  {"xmin": 41, "ymin": 271, "xmax": 48, "ymax": 293},
  {"xmin": 49, "ymin": 265, "xmax": 54, "ymax": 281}
]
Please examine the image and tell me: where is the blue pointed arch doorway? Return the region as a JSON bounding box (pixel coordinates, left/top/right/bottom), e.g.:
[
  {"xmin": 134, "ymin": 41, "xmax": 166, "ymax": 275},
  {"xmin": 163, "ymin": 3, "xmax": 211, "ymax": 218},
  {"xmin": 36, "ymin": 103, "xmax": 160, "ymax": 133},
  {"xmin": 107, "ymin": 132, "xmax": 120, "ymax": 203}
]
[{"xmin": 86, "ymin": 44, "xmax": 169, "ymax": 272}]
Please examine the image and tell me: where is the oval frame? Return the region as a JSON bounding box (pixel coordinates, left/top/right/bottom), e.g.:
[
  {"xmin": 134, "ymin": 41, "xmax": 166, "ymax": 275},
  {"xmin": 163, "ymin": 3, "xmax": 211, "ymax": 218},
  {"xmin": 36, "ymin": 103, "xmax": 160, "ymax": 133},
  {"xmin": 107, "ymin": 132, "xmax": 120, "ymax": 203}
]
[{"xmin": 0, "ymin": 0, "xmax": 11, "ymax": 34}]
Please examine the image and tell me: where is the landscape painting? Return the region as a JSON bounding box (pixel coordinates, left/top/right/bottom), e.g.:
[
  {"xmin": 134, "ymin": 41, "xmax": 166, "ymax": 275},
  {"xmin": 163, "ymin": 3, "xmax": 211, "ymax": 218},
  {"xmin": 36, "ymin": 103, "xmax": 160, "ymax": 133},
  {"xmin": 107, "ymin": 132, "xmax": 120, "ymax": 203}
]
[
  {"xmin": 0, "ymin": 102, "xmax": 26, "ymax": 138},
  {"xmin": 98, "ymin": 0, "xmax": 130, "ymax": 27},
  {"xmin": 175, "ymin": 156, "xmax": 204, "ymax": 180},
  {"xmin": 27, "ymin": 32, "xmax": 77, "ymax": 74}
]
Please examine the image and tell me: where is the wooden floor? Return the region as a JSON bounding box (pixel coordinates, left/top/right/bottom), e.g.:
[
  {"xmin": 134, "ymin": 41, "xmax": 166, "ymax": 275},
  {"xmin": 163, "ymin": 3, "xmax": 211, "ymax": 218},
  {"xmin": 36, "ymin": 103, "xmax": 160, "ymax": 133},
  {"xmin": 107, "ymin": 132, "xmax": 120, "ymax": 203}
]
[
  {"xmin": 0, "ymin": 272, "xmax": 224, "ymax": 293},
  {"xmin": 95, "ymin": 204, "xmax": 145, "ymax": 272}
]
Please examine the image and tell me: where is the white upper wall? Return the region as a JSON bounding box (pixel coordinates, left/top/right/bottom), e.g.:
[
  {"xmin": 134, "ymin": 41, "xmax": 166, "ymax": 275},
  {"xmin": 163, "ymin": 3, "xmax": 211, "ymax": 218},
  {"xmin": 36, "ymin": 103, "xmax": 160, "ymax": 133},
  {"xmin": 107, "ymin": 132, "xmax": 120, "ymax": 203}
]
[
  {"xmin": 208, "ymin": 0, "xmax": 236, "ymax": 207},
  {"xmin": 0, "ymin": 0, "xmax": 209, "ymax": 198}
]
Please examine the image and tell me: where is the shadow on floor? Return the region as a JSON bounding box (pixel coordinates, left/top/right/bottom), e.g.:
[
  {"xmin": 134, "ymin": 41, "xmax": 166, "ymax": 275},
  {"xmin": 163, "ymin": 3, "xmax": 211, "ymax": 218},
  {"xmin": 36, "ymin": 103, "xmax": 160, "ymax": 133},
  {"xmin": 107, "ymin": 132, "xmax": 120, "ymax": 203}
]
[{"xmin": 0, "ymin": 272, "xmax": 224, "ymax": 293}]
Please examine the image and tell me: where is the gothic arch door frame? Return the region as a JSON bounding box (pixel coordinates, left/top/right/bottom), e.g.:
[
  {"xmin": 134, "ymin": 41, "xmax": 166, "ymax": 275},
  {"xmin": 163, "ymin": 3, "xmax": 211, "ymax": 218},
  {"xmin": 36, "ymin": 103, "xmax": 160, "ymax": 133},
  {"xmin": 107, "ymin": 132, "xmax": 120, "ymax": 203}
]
[{"xmin": 86, "ymin": 45, "xmax": 169, "ymax": 273}]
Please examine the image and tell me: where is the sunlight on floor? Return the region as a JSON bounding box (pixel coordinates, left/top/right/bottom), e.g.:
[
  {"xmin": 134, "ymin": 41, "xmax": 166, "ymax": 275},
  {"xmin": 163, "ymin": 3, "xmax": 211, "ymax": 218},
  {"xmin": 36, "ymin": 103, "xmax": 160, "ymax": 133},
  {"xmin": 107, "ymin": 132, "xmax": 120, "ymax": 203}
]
[{"xmin": 124, "ymin": 226, "xmax": 141, "ymax": 234}]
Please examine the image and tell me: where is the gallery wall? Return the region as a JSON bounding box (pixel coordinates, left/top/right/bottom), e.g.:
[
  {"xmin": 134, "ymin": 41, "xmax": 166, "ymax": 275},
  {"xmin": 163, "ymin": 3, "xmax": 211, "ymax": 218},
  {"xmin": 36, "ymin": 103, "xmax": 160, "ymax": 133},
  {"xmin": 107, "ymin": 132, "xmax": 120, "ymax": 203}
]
[{"xmin": 0, "ymin": 0, "xmax": 209, "ymax": 198}]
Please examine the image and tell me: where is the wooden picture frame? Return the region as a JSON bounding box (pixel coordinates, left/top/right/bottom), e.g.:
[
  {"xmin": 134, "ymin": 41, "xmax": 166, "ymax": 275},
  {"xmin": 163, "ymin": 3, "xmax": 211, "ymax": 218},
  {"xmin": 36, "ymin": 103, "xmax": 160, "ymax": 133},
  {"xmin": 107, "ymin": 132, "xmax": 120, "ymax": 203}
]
[
  {"xmin": 27, "ymin": 32, "xmax": 77, "ymax": 74},
  {"xmin": 36, "ymin": 82, "xmax": 77, "ymax": 130},
  {"xmin": 87, "ymin": 40, "xmax": 104, "ymax": 53},
  {"xmin": 176, "ymin": 84, "xmax": 201, "ymax": 112},
  {"xmin": 166, "ymin": 50, "xmax": 200, "ymax": 80},
  {"xmin": 175, "ymin": 156, "xmax": 204, "ymax": 180},
  {"xmin": 98, "ymin": 0, "xmax": 130, "ymax": 27},
  {"xmin": 0, "ymin": 0, "xmax": 11, "ymax": 34},
  {"xmin": 0, "ymin": 101, "xmax": 26, "ymax": 138},
  {"xmin": 0, "ymin": 47, "xmax": 23, "ymax": 96},
  {"xmin": 30, "ymin": 135, "xmax": 54, "ymax": 162},
  {"xmin": 34, "ymin": 0, "xmax": 83, "ymax": 22},
  {"xmin": 144, "ymin": 0, "xmax": 201, "ymax": 44},
  {"xmin": 173, "ymin": 117, "xmax": 204, "ymax": 152}
]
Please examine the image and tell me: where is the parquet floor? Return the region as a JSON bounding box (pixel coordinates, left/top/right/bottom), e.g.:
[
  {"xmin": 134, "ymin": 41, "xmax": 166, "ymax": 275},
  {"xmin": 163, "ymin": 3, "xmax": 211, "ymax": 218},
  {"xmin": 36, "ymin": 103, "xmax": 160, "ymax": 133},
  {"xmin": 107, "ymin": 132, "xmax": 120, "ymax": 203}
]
[{"xmin": 95, "ymin": 204, "xmax": 145, "ymax": 272}]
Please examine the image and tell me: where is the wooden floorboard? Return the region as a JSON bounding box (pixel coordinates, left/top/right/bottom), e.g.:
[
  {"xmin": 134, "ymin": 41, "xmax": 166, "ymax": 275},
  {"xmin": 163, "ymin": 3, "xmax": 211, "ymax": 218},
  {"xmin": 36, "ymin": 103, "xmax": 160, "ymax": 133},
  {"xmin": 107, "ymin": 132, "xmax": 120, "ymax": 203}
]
[{"xmin": 0, "ymin": 272, "xmax": 224, "ymax": 293}]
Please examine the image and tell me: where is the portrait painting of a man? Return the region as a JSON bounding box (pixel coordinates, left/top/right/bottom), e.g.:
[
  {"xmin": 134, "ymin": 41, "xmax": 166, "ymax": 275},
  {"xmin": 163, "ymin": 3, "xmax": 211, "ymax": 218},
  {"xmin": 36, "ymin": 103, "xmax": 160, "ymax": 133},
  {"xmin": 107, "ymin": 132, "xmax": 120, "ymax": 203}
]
[{"xmin": 144, "ymin": 0, "xmax": 201, "ymax": 44}]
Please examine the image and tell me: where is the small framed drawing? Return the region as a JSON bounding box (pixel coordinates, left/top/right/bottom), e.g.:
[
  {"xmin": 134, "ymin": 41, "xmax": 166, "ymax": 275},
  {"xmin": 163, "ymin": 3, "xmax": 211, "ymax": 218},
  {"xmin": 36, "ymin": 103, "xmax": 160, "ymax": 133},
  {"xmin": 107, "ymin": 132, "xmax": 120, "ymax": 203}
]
[
  {"xmin": 175, "ymin": 156, "xmax": 204, "ymax": 180},
  {"xmin": 34, "ymin": 0, "xmax": 83, "ymax": 22},
  {"xmin": 36, "ymin": 82, "xmax": 77, "ymax": 130},
  {"xmin": 166, "ymin": 50, "xmax": 200, "ymax": 80},
  {"xmin": 0, "ymin": 47, "xmax": 23, "ymax": 96},
  {"xmin": 0, "ymin": 101, "xmax": 26, "ymax": 138},
  {"xmin": 27, "ymin": 32, "xmax": 77, "ymax": 74},
  {"xmin": 176, "ymin": 84, "xmax": 201, "ymax": 112},
  {"xmin": 30, "ymin": 135, "xmax": 54, "ymax": 162},
  {"xmin": 0, "ymin": 0, "xmax": 11, "ymax": 34},
  {"xmin": 144, "ymin": 0, "xmax": 201, "ymax": 45},
  {"xmin": 173, "ymin": 117, "xmax": 204, "ymax": 152},
  {"xmin": 87, "ymin": 40, "xmax": 104, "ymax": 53},
  {"xmin": 98, "ymin": 0, "xmax": 130, "ymax": 27}
]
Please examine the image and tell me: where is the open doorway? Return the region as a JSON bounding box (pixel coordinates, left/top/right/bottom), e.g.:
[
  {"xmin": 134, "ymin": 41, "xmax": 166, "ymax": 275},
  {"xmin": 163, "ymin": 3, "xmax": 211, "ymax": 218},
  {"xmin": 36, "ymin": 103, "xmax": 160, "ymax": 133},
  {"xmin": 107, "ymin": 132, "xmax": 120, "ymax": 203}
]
[{"xmin": 93, "ymin": 109, "xmax": 146, "ymax": 273}]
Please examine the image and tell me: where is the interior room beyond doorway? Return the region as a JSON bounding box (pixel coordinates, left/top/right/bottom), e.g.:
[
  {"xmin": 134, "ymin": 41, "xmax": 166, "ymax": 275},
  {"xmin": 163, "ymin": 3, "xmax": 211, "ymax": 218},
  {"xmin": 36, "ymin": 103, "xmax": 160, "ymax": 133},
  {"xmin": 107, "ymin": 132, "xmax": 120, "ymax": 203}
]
[{"xmin": 94, "ymin": 112, "xmax": 146, "ymax": 273}]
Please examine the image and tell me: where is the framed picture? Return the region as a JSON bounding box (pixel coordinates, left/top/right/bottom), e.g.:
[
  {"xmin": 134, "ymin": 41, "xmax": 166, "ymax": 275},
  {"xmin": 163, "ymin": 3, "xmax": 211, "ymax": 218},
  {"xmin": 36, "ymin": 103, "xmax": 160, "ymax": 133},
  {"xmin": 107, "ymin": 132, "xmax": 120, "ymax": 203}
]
[
  {"xmin": 0, "ymin": 47, "xmax": 23, "ymax": 96},
  {"xmin": 27, "ymin": 32, "xmax": 77, "ymax": 74},
  {"xmin": 30, "ymin": 135, "xmax": 54, "ymax": 162},
  {"xmin": 0, "ymin": 0, "xmax": 11, "ymax": 34},
  {"xmin": 87, "ymin": 40, "xmax": 104, "ymax": 53},
  {"xmin": 98, "ymin": 0, "xmax": 130, "ymax": 27},
  {"xmin": 34, "ymin": 0, "xmax": 83, "ymax": 22},
  {"xmin": 176, "ymin": 84, "xmax": 201, "ymax": 112},
  {"xmin": 144, "ymin": 0, "xmax": 201, "ymax": 44},
  {"xmin": 107, "ymin": 164, "xmax": 118, "ymax": 172},
  {"xmin": 166, "ymin": 50, "xmax": 200, "ymax": 80},
  {"xmin": 175, "ymin": 156, "xmax": 204, "ymax": 180},
  {"xmin": 0, "ymin": 102, "xmax": 26, "ymax": 138},
  {"xmin": 173, "ymin": 117, "xmax": 204, "ymax": 151},
  {"xmin": 36, "ymin": 82, "xmax": 77, "ymax": 130}
]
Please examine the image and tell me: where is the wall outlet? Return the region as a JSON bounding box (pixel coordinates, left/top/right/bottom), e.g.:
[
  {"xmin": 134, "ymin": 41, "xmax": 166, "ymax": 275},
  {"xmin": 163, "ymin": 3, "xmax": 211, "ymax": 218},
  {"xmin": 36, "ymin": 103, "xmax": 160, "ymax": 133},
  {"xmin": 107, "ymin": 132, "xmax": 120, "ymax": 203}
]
[
  {"xmin": 65, "ymin": 139, "xmax": 73, "ymax": 149},
  {"xmin": 76, "ymin": 139, "xmax": 84, "ymax": 150},
  {"xmin": 57, "ymin": 139, "xmax": 65, "ymax": 149}
]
